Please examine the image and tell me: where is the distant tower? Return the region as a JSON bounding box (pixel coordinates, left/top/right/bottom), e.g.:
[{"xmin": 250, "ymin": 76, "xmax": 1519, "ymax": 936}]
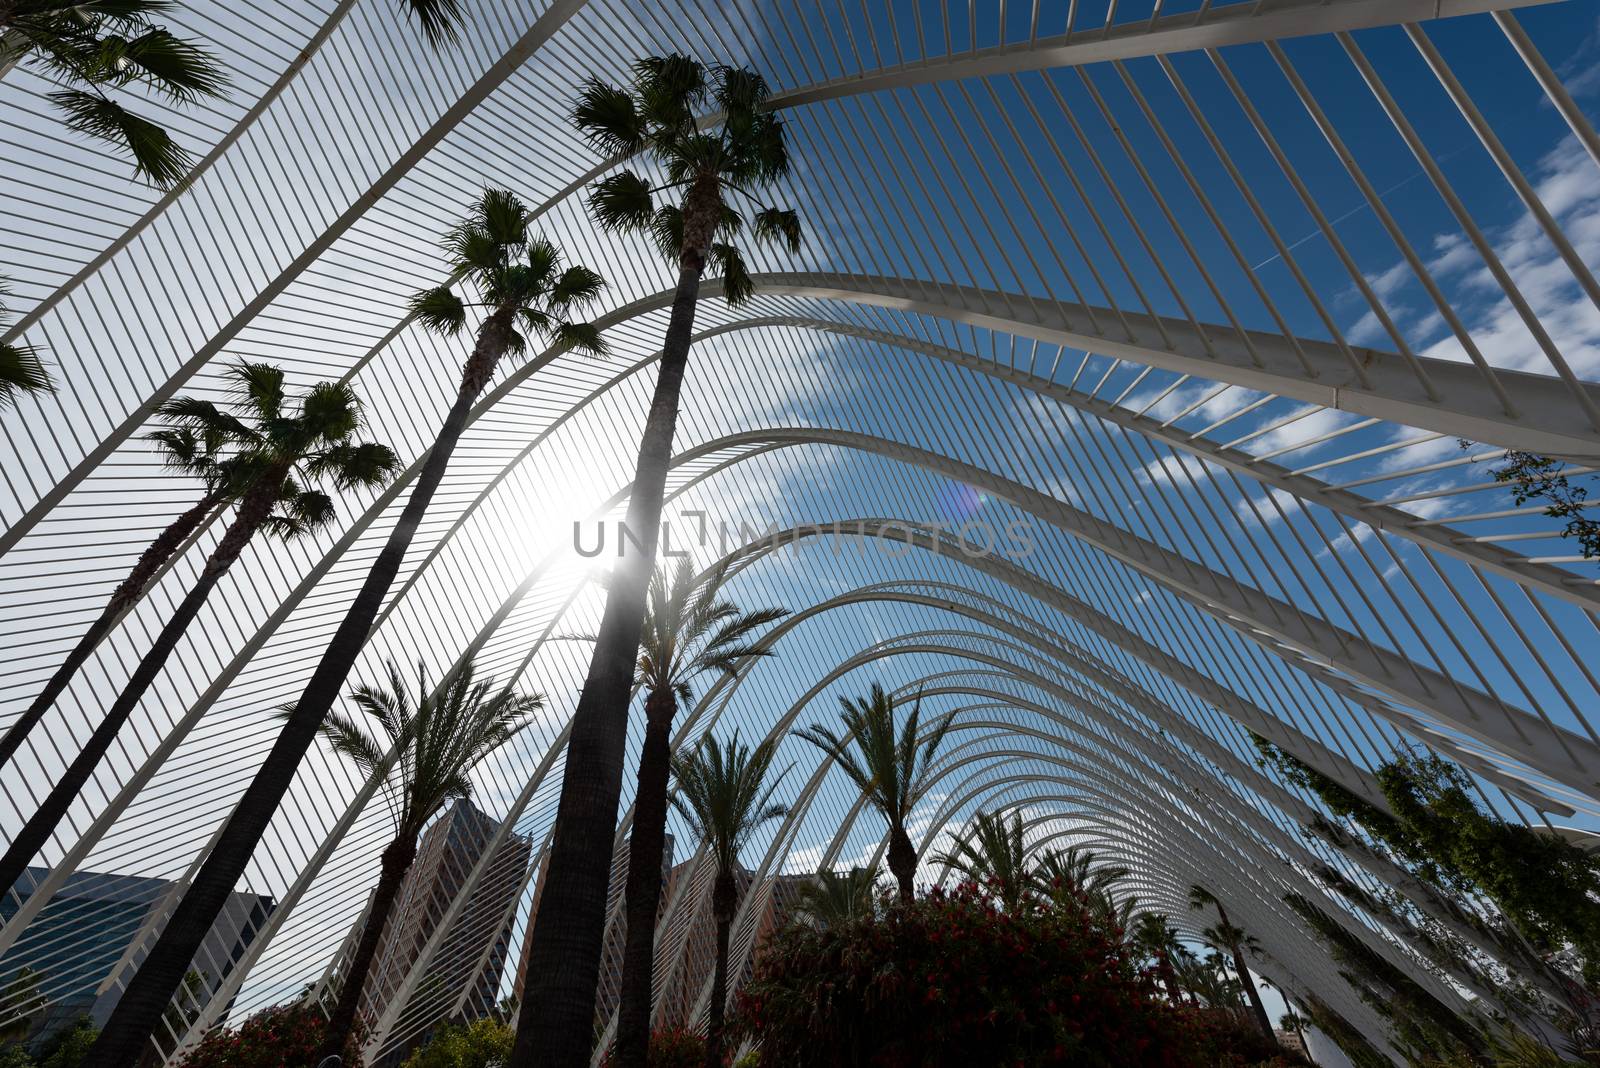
[{"xmin": 329, "ymin": 798, "xmax": 531, "ymax": 1043}]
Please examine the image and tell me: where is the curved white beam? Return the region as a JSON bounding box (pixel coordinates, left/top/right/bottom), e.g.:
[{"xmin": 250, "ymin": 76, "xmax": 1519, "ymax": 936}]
[
  {"xmin": 687, "ymin": 429, "xmax": 1598, "ymax": 802},
  {"xmin": 748, "ymin": 273, "xmax": 1600, "ymax": 458}
]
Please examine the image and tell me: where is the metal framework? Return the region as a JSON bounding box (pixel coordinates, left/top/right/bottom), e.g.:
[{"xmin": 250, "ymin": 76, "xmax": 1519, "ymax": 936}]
[{"xmin": 3, "ymin": 0, "xmax": 1598, "ymax": 1062}]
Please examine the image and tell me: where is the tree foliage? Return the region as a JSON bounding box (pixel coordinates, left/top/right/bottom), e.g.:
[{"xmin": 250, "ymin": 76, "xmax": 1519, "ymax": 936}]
[
  {"xmin": 1255, "ymin": 735, "xmax": 1600, "ymax": 989},
  {"xmin": 1285, "ymin": 891, "xmax": 1489, "ymax": 1066},
  {"xmin": 1470, "ymin": 445, "xmax": 1600, "ymax": 560},
  {"xmin": 399, "ymin": 1017, "xmax": 513, "ymax": 1068}
]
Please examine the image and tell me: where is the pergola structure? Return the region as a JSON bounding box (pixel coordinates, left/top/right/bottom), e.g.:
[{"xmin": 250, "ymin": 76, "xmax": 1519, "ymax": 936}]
[{"xmin": 2, "ymin": 0, "xmax": 1598, "ymax": 1063}]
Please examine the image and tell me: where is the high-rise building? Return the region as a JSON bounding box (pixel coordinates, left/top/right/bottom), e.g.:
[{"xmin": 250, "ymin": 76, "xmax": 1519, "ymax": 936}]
[
  {"xmin": 332, "ymin": 798, "xmax": 531, "ymax": 1033},
  {"xmin": 0, "ymin": 867, "xmax": 272, "ymax": 1046}
]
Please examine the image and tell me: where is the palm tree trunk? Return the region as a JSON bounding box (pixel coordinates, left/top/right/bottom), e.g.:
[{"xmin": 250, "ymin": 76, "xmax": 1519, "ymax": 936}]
[
  {"xmin": 0, "ymin": 492, "xmax": 220, "ymax": 773},
  {"xmin": 887, "ymin": 823, "xmax": 916, "ymax": 904},
  {"xmin": 706, "ymin": 870, "xmax": 736, "ymax": 1068},
  {"xmin": 1215, "ymin": 902, "xmax": 1274, "ymax": 1039},
  {"xmin": 614, "ymin": 688, "xmax": 677, "ymax": 1068},
  {"xmin": 512, "ymin": 182, "xmax": 718, "ymax": 1068},
  {"xmin": 0, "ymin": 490, "xmax": 269, "ymax": 900},
  {"xmin": 1231, "ymin": 942, "xmax": 1275, "ymax": 1039},
  {"xmin": 84, "ymin": 312, "xmax": 516, "ymax": 1068},
  {"xmin": 313, "ymin": 833, "xmax": 419, "ymax": 1063}
]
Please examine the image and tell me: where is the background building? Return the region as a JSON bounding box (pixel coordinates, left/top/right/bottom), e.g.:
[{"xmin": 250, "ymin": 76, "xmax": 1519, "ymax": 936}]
[
  {"xmin": 327, "ymin": 798, "xmax": 530, "ymax": 1034},
  {"xmin": 0, "ymin": 868, "xmax": 271, "ymax": 1046}
]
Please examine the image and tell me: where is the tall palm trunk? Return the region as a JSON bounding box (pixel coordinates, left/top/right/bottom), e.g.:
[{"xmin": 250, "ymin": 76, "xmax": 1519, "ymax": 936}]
[
  {"xmin": 1217, "ymin": 903, "xmax": 1274, "ymax": 1038},
  {"xmin": 887, "ymin": 823, "xmax": 916, "ymax": 904},
  {"xmin": 513, "ymin": 177, "xmax": 718, "ymax": 1068},
  {"xmin": 0, "ymin": 492, "xmax": 221, "ymax": 773},
  {"xmin": 615, "ymin": 688, "xmax": 677, "ymax": 1068},
  {"xmin": 706, "ymin": 870, "xmax": 736, "ymax": 1068},
  {"xmin": 313, "ymin": 834, "xmax": 419, "ymax": 1063},
  {"xmin": 0, "ymin": 484, "xmax": 275, "ymax": 899},
  {"xmin": 86, "ymin": 310, "xmax": 516, "ymax": 1068}
]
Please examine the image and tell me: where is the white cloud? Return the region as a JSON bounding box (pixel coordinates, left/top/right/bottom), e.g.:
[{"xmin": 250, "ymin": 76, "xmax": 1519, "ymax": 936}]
[{"xmin": 1357, "ymin": 134, "xmax": 1600, "ymax": 379}]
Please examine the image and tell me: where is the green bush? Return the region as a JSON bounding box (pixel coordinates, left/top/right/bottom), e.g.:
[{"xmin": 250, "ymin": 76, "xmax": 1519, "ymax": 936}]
[
  {"xmin": 400, "ymin": 1018, "xmax": 512, "ymax": 1068},
  {"xmin": 737, "ymin": 882, "xmax": 1199, "ymax": 1066}
]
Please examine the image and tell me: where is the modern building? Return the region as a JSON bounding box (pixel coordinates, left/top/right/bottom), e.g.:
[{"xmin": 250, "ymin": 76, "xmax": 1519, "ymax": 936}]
[
  {"xmin": 0, "ymin": 868, "xmax": 271, "ymax": 1046},
  {"xmin": 330, "ymin": 798, "xmax": 530, "ymax": 1032}
]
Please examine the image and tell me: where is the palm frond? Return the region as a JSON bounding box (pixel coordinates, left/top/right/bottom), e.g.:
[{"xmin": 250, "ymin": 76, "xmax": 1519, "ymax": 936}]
[
  {"xmin": 154, "ymin": 396, "xmax": 252, "ymax": 444},
  {"xmin": 710, "ymin": 243, "xmax": 754, "ymax": 306},
  {"xmin": 304, "ymin": 441, "xmax": 399, "ymax": 491},
  {"xmin": 327, "ymin": 656, "xmax": 539, "ymax": 836},
  {"xmin": 296, "ymin": 380, "xmax": 363, "ymax": 443},
  {"xmin": 647, "ymin": 205, "xmax": 684, "ymax": 261},
  {"xmin": 266, "ymin": 489, "xmax": 335, "ymax": 540},
  {"xmin": 523, "ymin": 234, "xmax": 559, "ymax": 289},
  {"xmin": 669, "ymin": 730, "xmax": 789, "ymax": 874},
  {"xmin": 397, "ymin": 0, "xmax": 465, "ymax": 48},
  {"xmin": 587, "ymin": 171, "xmax": 654, "ymax": 235},
  {"xmin": 225, "ymin": 361, "xmax": 286, "ymax": 423},
  {"xmin": 0, "ymin": 340, "xmax": 53, "ymax": 407},
  {"xmin": 443, "ymin": 224, "xmax": 503, "ymax": 279},
  {"xmin": 554, "ymin": 321, "xmax": 607, "ymax": 358},
  {"xmin": 712, "ymin": 65, "xmax": 769, "ymax": 113},
  {"xmin": 49, "ymin": 88, "xmax": 193, "ymax": 188},
  {"xmin": 409, "ymin": 285, "xmax": 467, "ymax": 337},
  {"xmin": 474, "ymin": 187, "xmax": 529, "ymax": 247},
  {"xmin": 115, "ymin": 26, "xmax": 228, "ymax": 102},
  {"xmin": 572, "ymin": 78, "xmax": 645, "ymax": 155},
  {"xmin": 752, "ymin": 207, "xmax": 802, "ymax": 254},
  {"xmin": 550, "ymin": 264, "xmax": 606, "ymax": 308},
  {"xmin": 634, "ymin": 54, "xmax": 705, "ymax": 130}
]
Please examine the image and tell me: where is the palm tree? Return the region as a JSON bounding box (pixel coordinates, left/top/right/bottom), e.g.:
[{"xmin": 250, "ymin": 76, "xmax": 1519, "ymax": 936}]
[
  {"xmin": 1030, "ymin": 845, "xmax": 1129, "ymax": 901},
  {"xmin": 668, "ymin": 732, "xmax": 789, "ymax": 1068},
  {"xmin": 933, "ymin": 810, "xmax": 1032, "ymax": 911},
  {"xmin": 306, "ymin": 657, "xmax": 543, "ymax": 1063},
  {"xmin": 514, "ymin": 56, "xmax": 799, "ymax": 1066},
  {"xmin": 1, "ymin": 0, "xmax": 227, "ymax": 188},
  {"xmin": 794, "ymin": 684, "xmax": 954, "ymax": 904},
  {"xmin": 0, "ymin": 378, "xmax": 253, "ymax": 773},
  {"xmin": 1131, "ymin": 912, "xmax": 1187, "ymax": 1003},
  {"xmin": 1089, "ymin": 888, "xmax": 1140, "ymax": 945},
  {"xmin": 1191, "ymin": 884, "xmax": 1275, "ymax": 1038},
  {"xmin": 1280, "ymin": 1008, "xmax": 1312, "ymax": 1059},
  {"xmin": 0, "ymin": 365, "xmax": 397, "ymax": 900},
  {"xmin": 1184, "ymin": 948, "xmax": 1244, "ymax": 1010},
  {"xmin": 0, "ymin": 281, "xmax": 52, "ymax": 404},
  {"xmin": 85, "ymin": 202, "xmax": 602, "ymax": 1068},
  {"xmin": 612, "ymin": 560, "xmax": 785, "ymax": 1068},
  {"xmin": 793, "ymin": 867, "xmax": 878, "ymax": 930}
]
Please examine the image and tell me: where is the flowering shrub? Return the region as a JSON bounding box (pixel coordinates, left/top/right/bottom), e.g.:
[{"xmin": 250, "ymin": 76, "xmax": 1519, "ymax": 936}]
[
  {"xmin": 175, "ymin": 1002, "xmax": 364, "ymax": 1068},
  {"xmin": 736, "ymin": 882, "xmax": 1198, "ymax": 1067},
  {"xmin": 1179, "ymin": 1008, "xmax": 1311, "ymax": 1067},
  {"xmin": 598, "ymin": 1026, "xmax": 708, "ymax": 1068}
]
